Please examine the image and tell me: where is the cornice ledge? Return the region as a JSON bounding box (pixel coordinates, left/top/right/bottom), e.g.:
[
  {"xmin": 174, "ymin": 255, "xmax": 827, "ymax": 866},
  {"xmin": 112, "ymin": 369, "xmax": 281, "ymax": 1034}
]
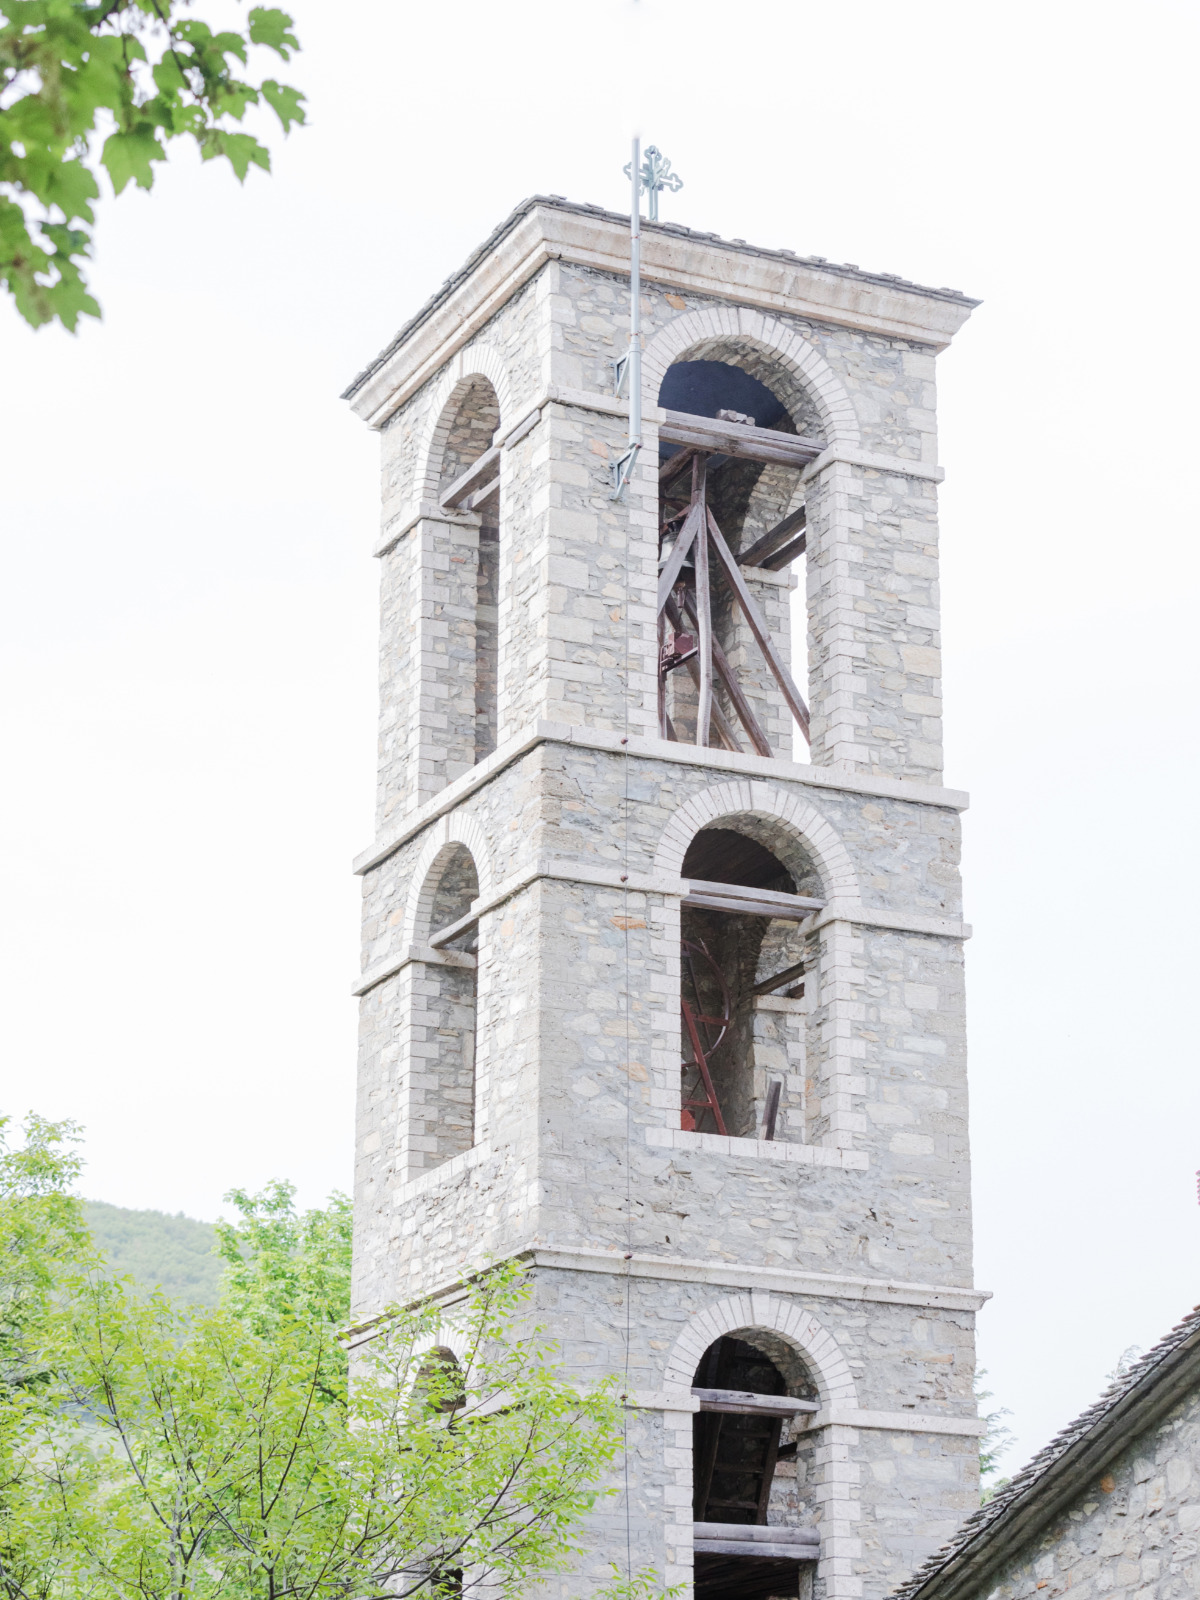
[
  {"xmin": 529, "ymin": 1245, "xmax": 990, "ymax": 1312},
  {"xmin": 345, "ymin": 200, "xmax": 979, "ymax": 429},
  {"xmin": 353, "ymin": 722, "xmax": 970, "ymax": 878}
]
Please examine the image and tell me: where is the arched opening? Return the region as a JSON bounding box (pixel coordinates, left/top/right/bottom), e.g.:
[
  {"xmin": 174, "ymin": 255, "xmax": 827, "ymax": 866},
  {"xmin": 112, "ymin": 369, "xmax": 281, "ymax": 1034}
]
[
  {"xmin": 656, "ymin": 353, "xmax": 824, "ymax": 762},
  {"xmin": 415, "ymin": 844, "xmax": 479, "ymax": 1172},
  {"xmin": 680, "ymin": 823, "xmax": 822, "ymax": 1142},
  {"xmin": 692, "ymin": 1331, "xmax": 820, "ymax": 1599},
  {"xmin": 413, "ymin": 1344, "xmax": 466, "ymax": 1414},
  {"xmin": 434, "ymin": 376, "xmax": 501, "ymax": 769}
]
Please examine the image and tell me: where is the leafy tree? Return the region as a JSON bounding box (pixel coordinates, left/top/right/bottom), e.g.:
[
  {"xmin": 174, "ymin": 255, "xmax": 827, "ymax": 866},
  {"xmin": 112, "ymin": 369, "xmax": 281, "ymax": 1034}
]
[
  {"xmin": 0, "ymin": 1113, "xmax": 88, "ymax": 1391},
  {"xmin": 0, "ymin": 0, "xmax": 305, "ymax": 332},
  {"xmin": 975, "ymin": 1368, "xmax": 1014, "ymax": 1504},
  {"xmin": 0, "ymin": 1150, "xmax": 667, "ymax": 1600}
]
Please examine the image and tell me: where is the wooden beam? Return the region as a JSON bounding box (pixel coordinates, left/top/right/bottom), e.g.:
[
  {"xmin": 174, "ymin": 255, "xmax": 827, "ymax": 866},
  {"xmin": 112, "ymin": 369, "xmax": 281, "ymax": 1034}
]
[
  {"xmin": 659, "ymin": 445, "xmax": 700, "ymax": 486},
  {"xmin": 660, "ymin": 409, "xmax": 825, "ymax": 468},
  {"xmin": 684, "ymin": 879, "xmax": 825, "ymax": 914},
  {"xmin": 763, "ymin": 1079, "xmax": 782, "ymax": 1142},
  {"xmin": 738, "ymin": 505, "xmax": 807, "ymax": 568},
  {"xmin": 707, "ymin": 508, "xmax": 811, "ymax": 741},
  {"xmin": 750, "ymin": 959, "xmax": 808, "ymax": 997},
  {"xmin": 692, "ymin": 458, "xmax": 713, "ymax": 748},
  {"xmin": 428, "ymin": 909, "xmax": 479, "ymax": 948},
  {"xmin": 439, "ymin": 444, "xmax": 501, "ymax": 509},
  {"xmin": 756, "ymin": 1417, "xmax": 784, "ymax": 1522},
  {"xmin": 678, "ymin": 589, "xmax": 774, "ymax": 758},
  {"xmin": 656, "ymin": 499, "xmax": 703, "ymax": 612},
  {"xmin": 692, "ymin": 1388, "xmax": 820, "ymax": 1416},
  {"xmin": 458, "ymin": 477, "xmax": 499, "ymax": 513},
  {"xmin": 692, "ymin": 1537, "xmax": 818, "ymax": 1559},
  {"xmin": 683, "ymin": 892, "xmax": 817, "ymax": 922},
  {"xmin": 665, "ymin": 594, "xmax": 744, "ymax": 754},
  {"xmin": 761, "ymin": 531, "xmax": 807, "ymax": 570}
]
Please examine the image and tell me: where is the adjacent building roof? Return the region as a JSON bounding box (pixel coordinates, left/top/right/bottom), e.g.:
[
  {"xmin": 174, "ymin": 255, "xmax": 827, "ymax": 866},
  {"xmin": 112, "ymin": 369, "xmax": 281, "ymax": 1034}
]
[{"xmin": 893, "ymin": 1304, "xmax": 1200, "ymax": 1600}]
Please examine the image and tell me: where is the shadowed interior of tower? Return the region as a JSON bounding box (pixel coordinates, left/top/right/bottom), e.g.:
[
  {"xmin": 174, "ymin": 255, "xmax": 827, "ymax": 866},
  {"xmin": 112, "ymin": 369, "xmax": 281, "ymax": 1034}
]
[
  {"xmin": 692, "ymin": 1335, "xmax": 821, "ymax": 1600},
  {"xmin": 679, "ymin": 827, "xmax": 821, "ymax": 1141}
]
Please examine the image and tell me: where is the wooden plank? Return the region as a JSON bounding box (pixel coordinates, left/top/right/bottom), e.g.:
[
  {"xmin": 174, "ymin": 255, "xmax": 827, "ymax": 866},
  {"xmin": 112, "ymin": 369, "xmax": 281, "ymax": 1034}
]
[
  {"xmin": 750, "ymin": 959, "xmax": 808, "ymax": 997},
  {"xmin": 459, "ymin": 477, "xmax": 499, "ymax": 513},
  {"xmin": 707, "ymin": 508, "xmax": 811, "ymax": 741},
  {"xmin": 693, "ymin": 1540, "xmax": 817, "ymax": 1560},
  {"xmin": 738, "ymin": 505, "xmax": 806, "ymax": 568},
  {"xmin": 428, "ymin": 909, "xmax": 479, "ymax": 948},
  {"xmin": 763, "ymin": 1079, "xmax": 782, "ymax": 1142},
  {"xmin": 693, "ymin": 459, "xmax": 713, "ymax": 748},
  {"xmin": 659, "ymin": 445, "xmax": 700, "ymax": 486},
  {"xmin": 677, "ymin": 590, "xmax": 774, "ymax": 758},
  {"xmin": 656, "ymin": 499, "xmax": 703, "ymax": 612},
  {"xmin": 756, "ymin": 1417, "xmax": 784, "ymax": 1522},
  {"xmin": 693, "ymin": 1412, "xmax": 724, "ymax": 1521},
  {"xmin": 694, "ymin": 1524, "xmax": 819, "ymax": 1547},
  {"xmin": 684, "ymin": 880, "xmax": 825, "ymax": 913},
  {"xmin": 762, "ymin": 532, "xmax": 807, "ymax": 570},
  {"xmin": 680, "ymin": 652, "xmax": 741, "ymax": 752},
  {"xmin": 683, "ymin": 893, "xmax": 817, "ymax": 922},
  {"xmin": 439, "ymin": 444, "xmax": 500, "ymax": 509},
  {"xmin": 660, "ymin": 409, "xmax": 825, "ymax": 467},
  {"xmin": 692, "ymin": 1388, "xmax": 820, "ymax": 1415}
]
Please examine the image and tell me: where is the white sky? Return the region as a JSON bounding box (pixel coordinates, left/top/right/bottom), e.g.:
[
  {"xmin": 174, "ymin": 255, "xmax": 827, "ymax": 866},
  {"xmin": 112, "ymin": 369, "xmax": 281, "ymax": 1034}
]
[{"xmin": 2, "ymin": 0, "xmax": 1197, "ymax": 1479}]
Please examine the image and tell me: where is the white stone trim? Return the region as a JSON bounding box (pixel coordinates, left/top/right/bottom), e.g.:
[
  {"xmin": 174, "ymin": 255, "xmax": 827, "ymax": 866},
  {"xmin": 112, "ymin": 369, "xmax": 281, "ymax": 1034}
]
[
  {"xmin": 801, "ymin": 444, "xmax": 944, "ymax": 484},
  {"xmin": 658, "ymin": 1290, "xmax": 863, "ymax": 1598},
  {"xmin": 647, "ymin": 1125, "xmax": 868, "ymax": 1171},
  {"xmin": 347, "ymin": 1242, "xmax": 991, "ymax": 1345},
  {"xmin": 641, "ymin": 305, "xmax": 861, "ymax": 450},
  {"xmin": 412, "ymin": 342, "xmax": 515, "ymax": 506},
  {"xmin": 661, "ymin": 1290, "xmax": 857, "ymax": 1404},
  {"xmin": 653, "ymin": 778, "xmax": 862, "ymax": 908},
  {"xmin": 355, "ymin": 862, "xmax": 967, "ymax": 997},
  {"xmin": 352, "ymin": 721, "xmax": 969, "ymax": 878},
  {"xmin": 352, "ymin": 943, "xmax": 476, "ymax": 998},
  {"xmin": 528, "ymin": 1245, "xmax": 988, "ymax": 1312},
  {"xmin": 402, "ymin": 812, "xmax": 495, "ymax": 946},
  {"xmin": 346, "ymin": 203, "xmax": 976, "ymax": 428}
]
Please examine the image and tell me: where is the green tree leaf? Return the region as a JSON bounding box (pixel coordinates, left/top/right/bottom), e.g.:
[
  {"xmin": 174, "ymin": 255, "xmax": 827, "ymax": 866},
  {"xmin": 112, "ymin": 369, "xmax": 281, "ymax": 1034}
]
[
  {"xmin": 0, "ymin": 0, "xmax": 306, "ymax": 331},
  {"xmin": 100, "ymin": 126, "xmax": 165, "ymax": 193}
]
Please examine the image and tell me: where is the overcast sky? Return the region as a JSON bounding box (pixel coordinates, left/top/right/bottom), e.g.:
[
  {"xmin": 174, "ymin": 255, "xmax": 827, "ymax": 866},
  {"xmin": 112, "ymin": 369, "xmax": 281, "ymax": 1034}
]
[{"xmin": 3, "ymin": 0, "xmax": 1197, "ymax": 1476}]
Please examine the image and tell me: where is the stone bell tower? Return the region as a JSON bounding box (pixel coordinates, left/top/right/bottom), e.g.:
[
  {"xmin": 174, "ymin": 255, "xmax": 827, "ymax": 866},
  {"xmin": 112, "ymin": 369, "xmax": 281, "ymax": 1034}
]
[{"xmin": 344, "ymin": 192, "xmax": 985, "ymax": 1600}]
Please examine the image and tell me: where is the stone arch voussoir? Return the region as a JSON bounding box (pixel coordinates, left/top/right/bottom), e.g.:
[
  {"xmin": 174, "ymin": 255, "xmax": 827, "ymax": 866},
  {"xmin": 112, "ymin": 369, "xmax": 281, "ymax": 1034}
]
[
  {"xmin": 415, "ymin": 342, "xmax": 515, "ymax": 504},
  {"xmin": 404, "ymin": 813, "xmax": 493, "ymax": 946},
  {"xmin": 662, "ymin": 1291, "xmax": 857, "ymax": 1408},
  {"xmin": 654, "ymin": 781, "xmax": 861, "ymax": 908},
  {"xmin": 643, "ymin": 307, "xmax": 860, "ymax": 450}
]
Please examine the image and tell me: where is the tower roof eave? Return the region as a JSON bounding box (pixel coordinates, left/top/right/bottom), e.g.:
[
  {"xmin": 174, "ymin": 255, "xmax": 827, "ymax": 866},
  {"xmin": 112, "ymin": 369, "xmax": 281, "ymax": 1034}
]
[{"xmin": 341, "ymin": 195, "xmax": 981, "ymax": 430}]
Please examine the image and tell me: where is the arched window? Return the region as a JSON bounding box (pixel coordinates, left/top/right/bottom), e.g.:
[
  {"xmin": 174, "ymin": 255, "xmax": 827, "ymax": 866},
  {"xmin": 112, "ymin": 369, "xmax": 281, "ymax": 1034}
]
[
  {"xmin": 413, "ymin": 844, "xmax": 479, "ymax": 1172},
  {"xmin": 656, "ymin": 355, "xmax": 824, "ymax": 762},
  {"xmin": 434, "ymin": 377, "xmax": 501, "ymax": 771},
  {"xmin": 692, "ymin": 1332, "xmax": 820, "ymax": 1594},
  {"xmin": 679, "ymin": 823, "xmax": 822, "ymax": 1143}
]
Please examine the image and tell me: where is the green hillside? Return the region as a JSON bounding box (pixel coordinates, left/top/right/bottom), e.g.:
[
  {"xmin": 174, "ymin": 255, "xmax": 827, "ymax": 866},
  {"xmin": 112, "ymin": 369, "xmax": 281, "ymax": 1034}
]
[{"xmin": 84, "ymin": 1201, "xmax": 223, "ymax": 1307}]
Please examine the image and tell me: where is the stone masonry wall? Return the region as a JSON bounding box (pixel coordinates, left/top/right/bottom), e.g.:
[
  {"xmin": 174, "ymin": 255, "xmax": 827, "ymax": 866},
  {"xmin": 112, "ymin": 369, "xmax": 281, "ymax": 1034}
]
[
  {"xmin": 968, "ymin": 1387, "xmax": 1200, "ymax": 1600},
  {"xmin": 353, "ymin": 739, "xmax": 970, "ymax": 1316},
  {"xmin": 369, "ymin": 254, "xmax": 950, "ymax": 832}
]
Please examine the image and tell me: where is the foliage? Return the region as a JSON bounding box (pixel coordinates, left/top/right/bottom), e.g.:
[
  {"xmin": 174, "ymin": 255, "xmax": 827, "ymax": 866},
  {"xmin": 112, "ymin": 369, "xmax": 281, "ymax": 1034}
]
[
  {"xmin": 83, "ymin": 1200, "xmax": 221, "ymax": 1308},
  {"xmin": 0, "ymin": 1139, "xmax": 663, "ymax": 1600},
  {"xmin": 0, "ymin": 0, "xmax": 305, "ymax": 331},
  {"xmin": 975, "ymin": 1367, "xmax": 1014, "ymax": 1504},
  {"xmin": 0, "ymin": 1113, "xmax": 88, "ymax": 1390},
  {"xmin": 214, "ymin": 1179, "xmax": 352, "ymax": 1335}
]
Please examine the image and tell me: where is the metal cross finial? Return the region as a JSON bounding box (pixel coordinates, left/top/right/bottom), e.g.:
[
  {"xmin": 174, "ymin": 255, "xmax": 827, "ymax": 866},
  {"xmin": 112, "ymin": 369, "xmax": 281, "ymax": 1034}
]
[{"xmin": 624, "ymin": 143, "xmax": 684, "ymax": 221}]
